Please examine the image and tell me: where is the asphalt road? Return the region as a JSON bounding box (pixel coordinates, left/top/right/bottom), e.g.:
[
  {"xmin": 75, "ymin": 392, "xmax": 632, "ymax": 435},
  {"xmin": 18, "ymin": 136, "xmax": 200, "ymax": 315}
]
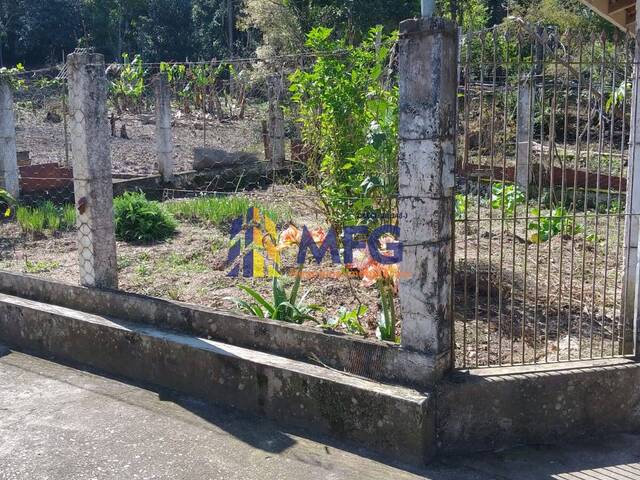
[{"xmin": 1, "ymin": 345, "xmax": 639, "ymax": 480}]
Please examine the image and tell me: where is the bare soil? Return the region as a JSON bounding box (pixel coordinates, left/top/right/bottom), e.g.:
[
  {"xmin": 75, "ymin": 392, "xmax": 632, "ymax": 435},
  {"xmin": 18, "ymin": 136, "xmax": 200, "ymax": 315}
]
[{"xmin": 14, "ymin": 103, "xmax": 267, "ymax": 176}]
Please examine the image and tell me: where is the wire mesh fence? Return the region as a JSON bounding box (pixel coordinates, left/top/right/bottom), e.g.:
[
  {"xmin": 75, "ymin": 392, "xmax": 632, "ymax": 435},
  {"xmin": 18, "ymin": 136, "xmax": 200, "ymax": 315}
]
[
  {"xmin": 1, "ymin": 68, "xmax": 78, "ymax": 279},
  {"xmin": 454, "ymin": 24, "xmax": 635, "ymax": 368},
  {"xmin": 0, "ymin": 42, "xmax": 403, "ymax": 341},
  {"xmin": 3, "ymin": 24, "xmax": 633, "ymax": 359}
]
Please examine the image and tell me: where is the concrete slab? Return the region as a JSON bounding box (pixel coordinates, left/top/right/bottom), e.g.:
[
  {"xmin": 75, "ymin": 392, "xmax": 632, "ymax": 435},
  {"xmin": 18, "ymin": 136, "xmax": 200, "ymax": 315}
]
[{"xmin": 2, "ymin": 348, "xmax": 640, "ymax": 480}]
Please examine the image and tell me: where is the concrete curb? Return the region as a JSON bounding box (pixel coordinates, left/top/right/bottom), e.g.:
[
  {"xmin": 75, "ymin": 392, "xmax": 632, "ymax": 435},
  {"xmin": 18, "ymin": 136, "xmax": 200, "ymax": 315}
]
[
  {"xmin": 437, "ymin": 360, "xmax": 640, "ymax": 454},
  {"xmin": 0, "ymin": 293, "xmax": 434, "ymax": 465},
  {"xmin": 0, "ymin": 271, "xmax": 437, "ymax": 388}
]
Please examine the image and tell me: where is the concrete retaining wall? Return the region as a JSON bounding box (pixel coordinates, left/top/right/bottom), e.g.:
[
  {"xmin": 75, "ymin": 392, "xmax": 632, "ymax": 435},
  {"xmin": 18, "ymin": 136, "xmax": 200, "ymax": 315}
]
[
  {"xmin": 0, "ymin": 292, "xmax": 433, "ymax": 465},
  {"xmin": 2, "ymin": 270, "xmax": 640, "ymax": 459},
  {"xmin": 0, "ymin": 271, "xmax": 437, "ymax": 388},
  {"xmin": 437, "ymin": 359, "xmax": 640, "ymax": 454}
]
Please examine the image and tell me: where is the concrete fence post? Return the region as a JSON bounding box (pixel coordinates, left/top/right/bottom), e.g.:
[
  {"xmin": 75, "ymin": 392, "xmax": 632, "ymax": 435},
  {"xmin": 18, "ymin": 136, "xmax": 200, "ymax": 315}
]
[
  {"xmin": 267, "ymin": 74, "xmax": 286, "ymax": 169},
  {"xmin": 67, "ymin": 52, "xmax": 118, "ymax": 289},
  {"xmin": 624, "ymin": 10, "xmax": 640, "ymax": 355},
  {"xmin": 0, "ymin": 81, "xmax": 19, "ymax": 198},
  {"xmin": 155, "ymin": 72, "xmax": 174, "ymax": 182},
  {"xmin": 515, "ymin": 78, "xmax": 532, "ymax": 190},
  {"xmin": 397, "ymin": 18, "xmax": 458, "ymax": 381}
]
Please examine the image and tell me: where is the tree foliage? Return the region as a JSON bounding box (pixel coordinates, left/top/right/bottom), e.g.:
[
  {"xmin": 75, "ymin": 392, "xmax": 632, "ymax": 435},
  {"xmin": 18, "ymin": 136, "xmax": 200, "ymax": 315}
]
[{"xmin": 0, "ymin": 0, "xmax": 623, "ymax": 68}]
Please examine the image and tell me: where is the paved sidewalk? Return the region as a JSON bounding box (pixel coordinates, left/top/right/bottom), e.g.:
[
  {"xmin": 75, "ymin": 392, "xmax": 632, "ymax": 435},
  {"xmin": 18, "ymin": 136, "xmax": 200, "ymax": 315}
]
[{"xmin": 1, "ymin": 345, "xmax": 639, "ymax": 480}]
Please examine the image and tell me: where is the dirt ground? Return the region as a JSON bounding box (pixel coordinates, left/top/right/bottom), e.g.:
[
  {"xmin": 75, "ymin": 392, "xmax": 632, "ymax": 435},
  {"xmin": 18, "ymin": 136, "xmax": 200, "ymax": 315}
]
[
  {"xmin": 14, "ymin": 102, "xmax": 266, "ymax": 176},
  {"xmin": 0, "ymin": 186, "xmax": 393, "ymax": 341}
]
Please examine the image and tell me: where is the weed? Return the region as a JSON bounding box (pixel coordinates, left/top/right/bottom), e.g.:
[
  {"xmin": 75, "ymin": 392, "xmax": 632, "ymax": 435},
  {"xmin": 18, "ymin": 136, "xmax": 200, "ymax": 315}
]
[
  {"xmin": 117, "ymin": 255, "xmax": 133, "ymax": 270},
  {"xmin": 455, "ymin": 193, "xmax": 467, "ymax": 221},
  {"xmin": 162, "ymin": 252, "xmax": 208, "ymax": 273},
  {"xmin": 166, "ymin": 195, "xmax": 288, "ymax": 226},
  {"xmin": 528, "ymin": 207, "xmax": 583, "ymax": 243},
  {"xmin": 24, "ymin": 259, "xmax": 60, "ymax": 274},
  {"xmin": 15, "ymin": 202, "xmax": 75, "ymax": 235},
  {"xmin": 322, "ymin": 305, "xmax": 367, "ymax": 334}
]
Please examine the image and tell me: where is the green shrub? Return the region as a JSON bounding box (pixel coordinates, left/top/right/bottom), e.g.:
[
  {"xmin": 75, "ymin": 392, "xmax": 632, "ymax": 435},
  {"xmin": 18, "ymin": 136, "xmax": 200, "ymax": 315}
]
[
  {"xmin": 288, "ymin": 26, "xmax": 398, "ymax": 230},
  {"xmin": 114, "ymin": 192, "xmax": 177, "ymax": 243}
]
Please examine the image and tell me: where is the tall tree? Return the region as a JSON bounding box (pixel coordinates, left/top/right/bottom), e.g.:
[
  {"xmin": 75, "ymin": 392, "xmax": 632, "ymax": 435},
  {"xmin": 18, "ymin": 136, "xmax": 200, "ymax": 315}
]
[
  {"xmin": 138, "ymin": 0, "xmax": 193, "ymax": 61},
  {"xmin": 192, "ymin": 0, "xmax": 229, "ymax": 59}
]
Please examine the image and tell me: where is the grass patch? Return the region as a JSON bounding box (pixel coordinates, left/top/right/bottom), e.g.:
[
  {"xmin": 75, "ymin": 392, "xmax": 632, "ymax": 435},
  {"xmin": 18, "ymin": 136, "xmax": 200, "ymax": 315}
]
[
  {"xmin": 16, "ymin": 201, "xmax": 76, "ymax": 235},
  {"xmin": 166, "ymin": 195, "xmax": 290, "ymax": 226},
  {"xmin": 24, "ymin": 259, "xmax": 60, "ymax": 273},
  {"xmin": 160, "ymin": 252, "xmax": 209, "ymax": 273}
]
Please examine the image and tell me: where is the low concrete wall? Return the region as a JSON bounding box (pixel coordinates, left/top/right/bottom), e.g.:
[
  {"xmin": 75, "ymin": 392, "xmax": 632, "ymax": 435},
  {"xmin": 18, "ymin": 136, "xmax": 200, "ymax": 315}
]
[
  {"xmin": 437, "ymin": 359, "xmax": 640, "ymax": 454},
  {"xmin": 0, "ymin": 271, "xmax": 437, "ymax": 388},
  {"xmin": 0, "ymin": 292, "xmax": 433, "ymax": 465}
]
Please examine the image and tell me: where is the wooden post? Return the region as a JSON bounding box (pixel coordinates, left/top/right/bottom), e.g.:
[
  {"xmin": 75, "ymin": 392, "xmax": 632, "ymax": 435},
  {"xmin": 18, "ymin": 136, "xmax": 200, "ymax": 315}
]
[{"xmin": 267, "ymin": 74, "xmax": 286, "ymax": 169}]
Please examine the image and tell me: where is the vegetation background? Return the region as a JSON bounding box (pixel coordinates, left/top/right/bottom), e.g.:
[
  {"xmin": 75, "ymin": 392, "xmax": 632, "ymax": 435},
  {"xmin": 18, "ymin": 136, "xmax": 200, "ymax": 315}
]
[{"xmin": 0, "ymin": 0, "xmax": 615, "ymax": 68}]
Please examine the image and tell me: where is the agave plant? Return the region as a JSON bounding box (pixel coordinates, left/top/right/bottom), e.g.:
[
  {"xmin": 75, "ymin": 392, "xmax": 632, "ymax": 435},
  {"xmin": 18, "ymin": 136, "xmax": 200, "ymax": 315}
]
[{"xmin": 230, "ymin": 275, "xmax": 321, "ymax": 324}]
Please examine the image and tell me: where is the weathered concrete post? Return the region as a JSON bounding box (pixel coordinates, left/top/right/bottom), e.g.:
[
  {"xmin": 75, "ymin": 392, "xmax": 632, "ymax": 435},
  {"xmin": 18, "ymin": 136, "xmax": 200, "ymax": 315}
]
[
  {"xmin": 515, "ymin": 78, "xmax": 532, "ymax": 190},
  {"xmin": 624, "ymin": 6, "xmax": 640, "ymax": 355},
  {"xmin": 0, "ymin": 81, "xmax": 19, "ymax": 198},
  {"xmin": 267, "ymin": 74, "xmax": 285, "ymax": 169},
  {"xmin": 397, "ymin": 18, "xmax": 457, "ymax": 381},
  {"xmin": 67, "ymin": 52, "xmax": 118, "ymax": 289},
  {"xmin": 154, "ymin": 72, "xmax": 174, "ymax": 182}
]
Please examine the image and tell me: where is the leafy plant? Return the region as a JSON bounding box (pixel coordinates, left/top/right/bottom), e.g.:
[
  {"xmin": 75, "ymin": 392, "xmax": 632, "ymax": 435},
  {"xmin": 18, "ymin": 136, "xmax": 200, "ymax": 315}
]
[
  {"xmin": 113, "ymin": 192, "xmax": 177, "ymax": 243},
  {"xmin": 455, "ymin": 193, "xmax": 467, "ymax": 220},
  {"xmin": 0, "ymin": 189, "xmax": 16, "ymax": 218},
  {"xmin": 323, "ymin": 305, "xmax": 367, "ymax": 334},
  {"xmin": 289, "ymin": 26, "xmax": 398, "ymax": 230},
  {"xmin": 528, "ymin": 207, "xmax": 583, "ymax": 243},
  {"xmin": 0, "ymin": 64, "xmax": 26, "ymax": 90},
  {"xmin": 229, "ymin": 275, "xmax": 321, "ymax": 324},
  {"xmin": 110, "ymin": 53, "xmax": 146, "ymax": 113},
  {"xmin": 491, "ymin": 182, "xmax": 526, "ymax": 217},
  {"xmin": 606, "ymin": 80, "xmax": 631, "ymax": 112}
]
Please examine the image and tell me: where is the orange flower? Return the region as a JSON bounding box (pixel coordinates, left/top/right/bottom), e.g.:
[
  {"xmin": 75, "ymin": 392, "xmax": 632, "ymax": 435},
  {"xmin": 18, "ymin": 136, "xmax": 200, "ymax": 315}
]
[
  {"xmin": 278, "ymin": 225, "xmax": 302, "ymax": 250},
  {"xmin": 378, "ymin": 234, "xmax": 397, "ymax": 249},
  {"xmin": 360, "ymin": 261, "xmax": 399, "ymax": 288},
  {"xmin": 309, "ymin": 227, "xmax": 326, "ymax": 244}
]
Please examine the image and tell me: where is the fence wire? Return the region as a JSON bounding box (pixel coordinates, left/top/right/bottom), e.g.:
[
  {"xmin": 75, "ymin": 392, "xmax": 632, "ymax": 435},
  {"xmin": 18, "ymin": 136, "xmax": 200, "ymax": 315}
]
[{"xmin": 455, "ymin": 25, "xmax": 635, "ymax": 367}]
